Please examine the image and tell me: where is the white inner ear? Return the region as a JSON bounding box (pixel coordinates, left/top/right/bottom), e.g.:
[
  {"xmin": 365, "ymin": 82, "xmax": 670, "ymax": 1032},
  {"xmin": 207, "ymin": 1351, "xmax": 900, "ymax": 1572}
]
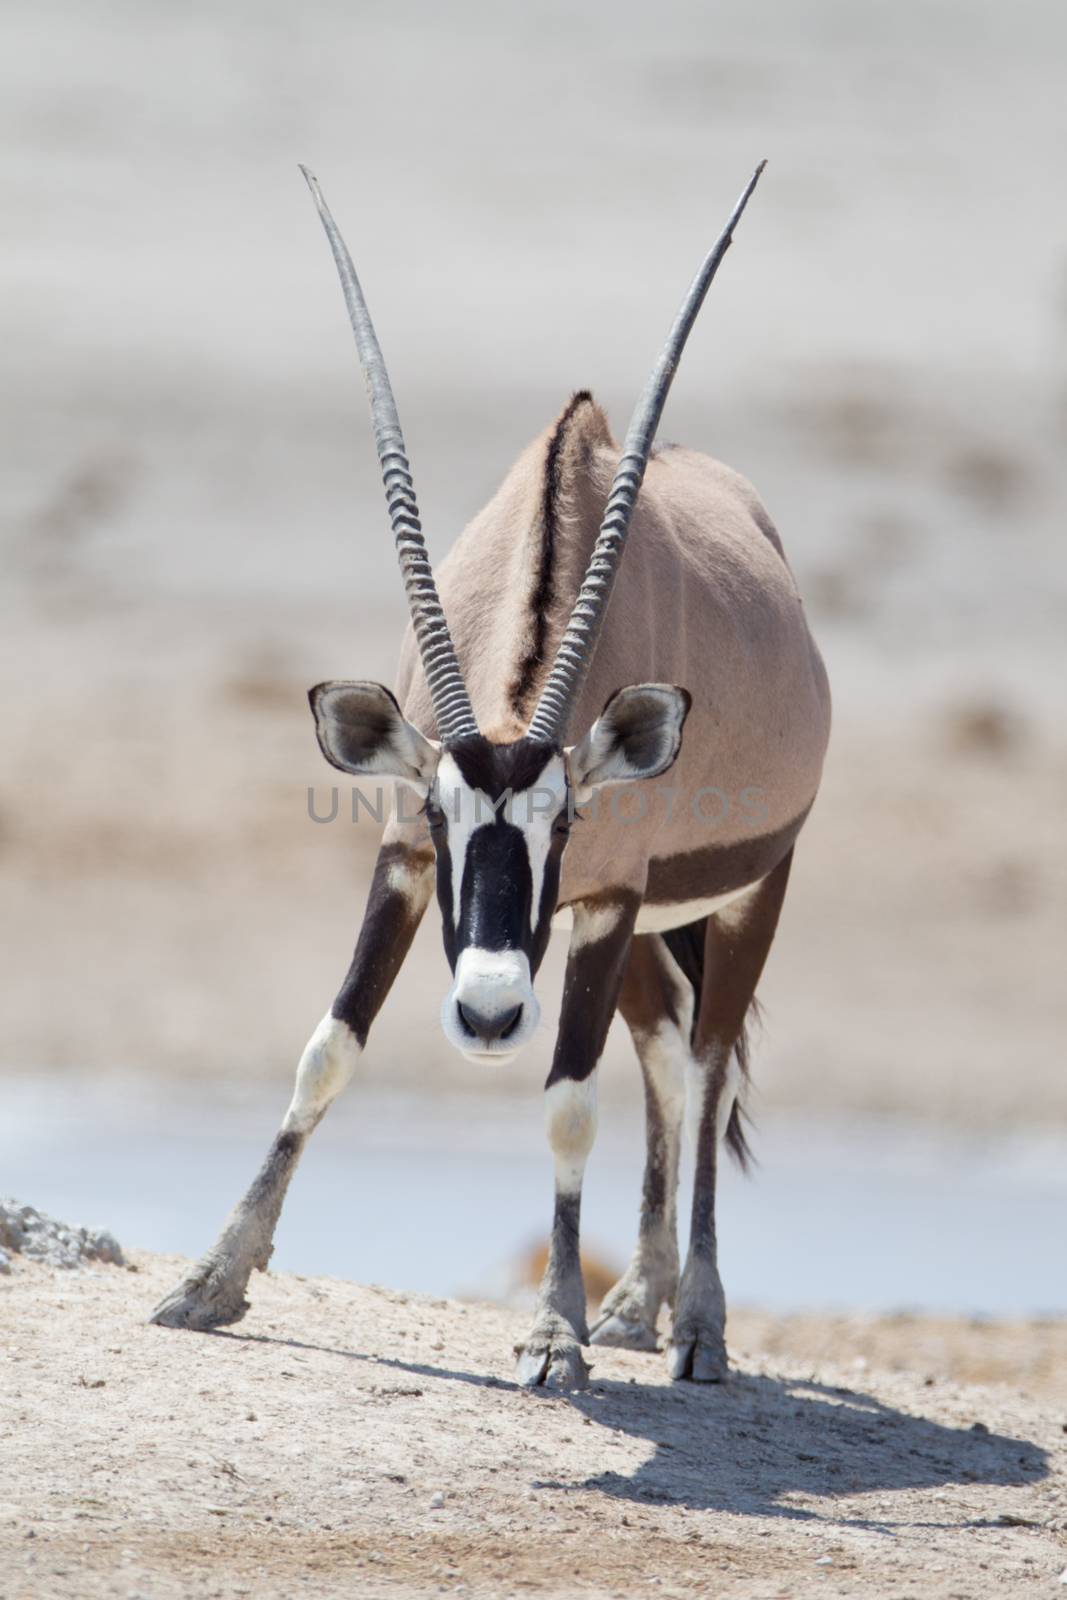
[
  {"xmin": 566, "ymin": 685, "xmax": 685, "ymax": 800},
  {"xmin": 385, "ymin": 723, "xmax": 441, "ymax": 793},
  {"xmin": 566, "ymin": 718, "xmax": 630, "ymax": 803}
]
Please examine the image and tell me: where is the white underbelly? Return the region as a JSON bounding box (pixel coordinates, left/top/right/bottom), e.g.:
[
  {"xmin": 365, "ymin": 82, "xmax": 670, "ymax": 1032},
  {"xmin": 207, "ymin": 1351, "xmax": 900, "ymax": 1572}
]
[
  {"xmin": 634, "ymin": 883, "xmax": 759, "ymax": 932},
  {"xmin": 551, "ymin": 880, "xmax": 760, "ymax": 936}
]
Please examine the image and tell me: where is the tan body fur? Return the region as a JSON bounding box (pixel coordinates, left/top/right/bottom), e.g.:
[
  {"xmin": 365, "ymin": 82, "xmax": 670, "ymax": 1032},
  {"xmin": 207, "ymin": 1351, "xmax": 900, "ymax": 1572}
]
[{"xmin": 395, "ymin": 395, "xmax": 831, "ymax": 912}]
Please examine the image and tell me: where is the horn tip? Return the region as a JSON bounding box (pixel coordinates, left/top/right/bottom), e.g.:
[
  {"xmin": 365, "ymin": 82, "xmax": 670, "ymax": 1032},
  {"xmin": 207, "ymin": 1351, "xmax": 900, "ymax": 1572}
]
[{"xmin": 298, "ymin": 163, "xmax": 320, "ymax": 193}]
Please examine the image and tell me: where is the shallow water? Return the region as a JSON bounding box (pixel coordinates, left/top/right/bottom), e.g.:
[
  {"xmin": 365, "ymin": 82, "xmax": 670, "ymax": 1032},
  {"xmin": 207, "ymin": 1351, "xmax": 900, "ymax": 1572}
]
[{"xmin": 2, "ymin": 1076, "xmax": 1063, "ymax": 1318}]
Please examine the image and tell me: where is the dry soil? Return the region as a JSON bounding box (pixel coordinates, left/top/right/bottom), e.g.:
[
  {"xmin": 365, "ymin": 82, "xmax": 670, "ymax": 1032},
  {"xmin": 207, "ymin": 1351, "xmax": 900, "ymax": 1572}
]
[{"xmin": 2, "ymin": 1253, "xmax": 1065, "ymax": 1599}]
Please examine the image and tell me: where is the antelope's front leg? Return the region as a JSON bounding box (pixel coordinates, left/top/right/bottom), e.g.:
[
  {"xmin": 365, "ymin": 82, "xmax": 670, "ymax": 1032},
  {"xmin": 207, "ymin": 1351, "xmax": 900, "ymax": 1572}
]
[
  {"xmin": 150, "ymin": 839, "xmax": 432, "ymax": 1331},
  {"xmin": 515, "ymin": 894, "xmax": 639, "ymax": 1391}
]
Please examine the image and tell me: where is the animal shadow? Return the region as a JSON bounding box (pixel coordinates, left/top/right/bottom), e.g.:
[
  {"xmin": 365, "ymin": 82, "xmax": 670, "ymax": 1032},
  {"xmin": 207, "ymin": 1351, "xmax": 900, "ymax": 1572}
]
[
  {"xmin": 204, "ymin": 1327, "xmax": 1048, "ymax": 1527},
  {"xmin": 541, "ymin": 1367, "xmax": 1048, "ymax": 1525}
]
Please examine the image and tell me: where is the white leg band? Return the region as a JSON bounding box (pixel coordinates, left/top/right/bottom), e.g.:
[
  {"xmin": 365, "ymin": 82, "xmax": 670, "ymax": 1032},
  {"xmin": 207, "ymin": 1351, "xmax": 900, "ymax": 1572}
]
[{"xmin": 283, "ymin": 1014, "xmax": 362, "ymax": 1134}]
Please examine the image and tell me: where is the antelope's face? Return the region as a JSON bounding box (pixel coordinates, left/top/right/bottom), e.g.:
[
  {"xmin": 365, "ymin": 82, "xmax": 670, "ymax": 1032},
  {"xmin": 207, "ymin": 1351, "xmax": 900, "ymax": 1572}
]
[{"xmin": 311, "ymin": 680, "xmax": 690, "ymax": 1062}]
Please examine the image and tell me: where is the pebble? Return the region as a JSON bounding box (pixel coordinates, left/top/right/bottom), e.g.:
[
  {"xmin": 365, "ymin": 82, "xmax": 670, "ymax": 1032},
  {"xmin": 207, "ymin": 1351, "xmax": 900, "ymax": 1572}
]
[
  {"xmin": 429, "ymin": 1491, "xmax": 446, "ymax": 1510},
  {"xmin": 814, "ymin": 1555, "xmax": 834, "ymax": 1566}
]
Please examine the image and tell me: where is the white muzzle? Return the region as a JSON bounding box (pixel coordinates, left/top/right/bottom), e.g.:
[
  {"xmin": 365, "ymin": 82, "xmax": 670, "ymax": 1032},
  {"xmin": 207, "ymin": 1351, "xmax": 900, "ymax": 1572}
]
[{"xmin": 441, "ymin": 947, "xmax": 541, "ymax": 1060}]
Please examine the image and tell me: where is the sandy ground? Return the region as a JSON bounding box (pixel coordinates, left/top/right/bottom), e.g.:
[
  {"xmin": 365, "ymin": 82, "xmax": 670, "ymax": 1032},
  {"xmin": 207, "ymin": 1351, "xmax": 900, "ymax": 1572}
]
[{"xmin": 2, "ymin": 1251, "xmax": 1065, "ymax": 1599}]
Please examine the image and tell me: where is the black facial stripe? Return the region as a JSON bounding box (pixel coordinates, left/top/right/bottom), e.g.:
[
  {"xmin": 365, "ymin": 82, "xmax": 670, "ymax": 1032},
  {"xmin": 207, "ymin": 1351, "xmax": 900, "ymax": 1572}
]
[
  {"xmin": 528, "ymin": 825, "xmax": 569, "ymax": 975},
  {"xmin": 457, "ymin": 823, "xmax": 534, "ymax": 954},
  {"xmin": 433, "ymin": 836, "xmax": 458, "ymax": 970},
  {"xmin": 446, "ymin": 735, "xmax": 560, "ymax": 801},
  {"xmin": 429, "ymin": 733, "xmax": 570, "ymax": 975}
]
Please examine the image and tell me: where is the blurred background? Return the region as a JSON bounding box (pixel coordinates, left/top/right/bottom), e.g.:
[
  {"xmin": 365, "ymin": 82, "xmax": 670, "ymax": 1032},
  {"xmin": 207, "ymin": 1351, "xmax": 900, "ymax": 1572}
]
[{"xmin": 2, "ymin": 0, "xmax": 1064, "ymax": 1313}]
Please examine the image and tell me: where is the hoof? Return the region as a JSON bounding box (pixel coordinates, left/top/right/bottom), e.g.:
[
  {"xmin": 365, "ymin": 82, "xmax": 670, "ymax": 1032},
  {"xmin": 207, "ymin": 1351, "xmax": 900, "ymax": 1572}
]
[
  {"xmin": 149, "ymin": 1267, "xmax": 251, "ymax": 1331},
  {"xmin": 515, "ymin": 1336, "xmax": 590, "ymax": 1392},
  {"xmin": 588, "ymin": 1312, "xmax": 660, "ymax": 1352},
  {"xmin": 666, "ymin": 1331, "xmax": 728, "ymax": 1383}
]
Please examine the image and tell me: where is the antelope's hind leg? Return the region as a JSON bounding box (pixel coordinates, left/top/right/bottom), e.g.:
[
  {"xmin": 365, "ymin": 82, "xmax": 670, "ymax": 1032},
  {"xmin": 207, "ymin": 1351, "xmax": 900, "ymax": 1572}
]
[
  {"xmin": 589, "ymin": 933, "xmax": 691, "ymax": 1352},
  {"xmin": 150, "ymin": 841, "xmax": 432, "ymax": 1331},
  {"xmin": 515, "ymin": 895, "xmax": 639, "ymax": 1391},
  {"xmin": 668, "ymin": 850, "xmax": 793, "ymax": 1382}
]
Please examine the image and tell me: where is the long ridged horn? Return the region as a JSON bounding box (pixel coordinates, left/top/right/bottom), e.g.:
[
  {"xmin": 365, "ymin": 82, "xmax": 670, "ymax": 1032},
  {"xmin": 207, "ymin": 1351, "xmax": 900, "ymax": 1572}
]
[
  {"xmin": 300, "ymin": 166, "xmax": 479, "ymax": 743},
  {"xmin": 526, "ymin": 161, "xmax": 767, "ymax": 744}
]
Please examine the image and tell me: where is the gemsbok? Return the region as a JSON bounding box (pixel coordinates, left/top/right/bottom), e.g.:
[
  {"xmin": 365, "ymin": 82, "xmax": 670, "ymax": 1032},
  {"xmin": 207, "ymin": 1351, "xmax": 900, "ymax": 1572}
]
[{"xmin": 152, "ymin": 162, "xmax": 831, "ymax": 1390}]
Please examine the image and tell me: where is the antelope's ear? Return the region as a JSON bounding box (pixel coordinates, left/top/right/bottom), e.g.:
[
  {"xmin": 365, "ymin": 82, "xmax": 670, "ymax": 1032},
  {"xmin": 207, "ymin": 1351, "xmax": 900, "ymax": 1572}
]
[
  {"xmin": 309, "ymin": 681, "xmax": 440, "ymax": 791},
  {"xmin": 567, "ymin": 684, "xmax": 691, "ymax": 794}
]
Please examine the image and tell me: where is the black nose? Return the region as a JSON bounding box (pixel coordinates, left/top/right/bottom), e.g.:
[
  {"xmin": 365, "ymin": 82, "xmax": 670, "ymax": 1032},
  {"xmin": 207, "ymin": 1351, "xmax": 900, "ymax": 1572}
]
[{"xmin": 456, "ymin": 1002, "xmax": 523, "ymax": 1043}]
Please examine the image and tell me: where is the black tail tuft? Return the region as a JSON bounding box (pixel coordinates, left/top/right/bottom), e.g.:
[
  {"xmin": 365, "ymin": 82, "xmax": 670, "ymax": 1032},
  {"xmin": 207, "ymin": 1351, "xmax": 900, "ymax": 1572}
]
[{"xmin": 724, "ymin": 1100, "xmax": 753, "ymax": 1170}]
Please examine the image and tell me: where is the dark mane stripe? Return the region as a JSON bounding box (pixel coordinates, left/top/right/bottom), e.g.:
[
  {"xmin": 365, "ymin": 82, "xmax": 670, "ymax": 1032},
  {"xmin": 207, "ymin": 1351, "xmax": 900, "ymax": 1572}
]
[{"xmin": 509, "ymin": 390, "xmax": 594, "ymax": 717}]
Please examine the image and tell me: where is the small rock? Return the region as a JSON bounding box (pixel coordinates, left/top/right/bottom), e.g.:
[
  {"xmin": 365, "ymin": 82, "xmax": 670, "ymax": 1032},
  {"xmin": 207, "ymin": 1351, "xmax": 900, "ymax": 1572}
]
[
  {"xmin": 814, "ymin": 1555, "xmax": 833, "ymax": 1566},
  {"xmin": 429, "ymin": 1491, "xmax": 445, "ymax": 1511},
  {"xmin": 971, "ymin": 1421, "xmax": 990, "ymax": 1435},
  {"xmin": 0, "ymin": 1199, "xmax": 124, "ymax": 1270}
]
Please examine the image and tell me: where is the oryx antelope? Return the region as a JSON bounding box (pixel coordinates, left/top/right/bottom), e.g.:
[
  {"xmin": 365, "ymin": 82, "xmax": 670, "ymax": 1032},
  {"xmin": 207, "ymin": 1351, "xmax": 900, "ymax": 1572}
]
[{"xmin": 152, "ymin": 163, "xmax": 831, "ymax": 1390}]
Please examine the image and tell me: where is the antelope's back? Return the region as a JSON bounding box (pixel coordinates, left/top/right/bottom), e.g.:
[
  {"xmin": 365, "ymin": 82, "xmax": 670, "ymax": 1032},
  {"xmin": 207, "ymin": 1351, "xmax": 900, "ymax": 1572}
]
[{"xmin": 395, "ymin": 402, "xmax": 830, "ymax": 903}]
